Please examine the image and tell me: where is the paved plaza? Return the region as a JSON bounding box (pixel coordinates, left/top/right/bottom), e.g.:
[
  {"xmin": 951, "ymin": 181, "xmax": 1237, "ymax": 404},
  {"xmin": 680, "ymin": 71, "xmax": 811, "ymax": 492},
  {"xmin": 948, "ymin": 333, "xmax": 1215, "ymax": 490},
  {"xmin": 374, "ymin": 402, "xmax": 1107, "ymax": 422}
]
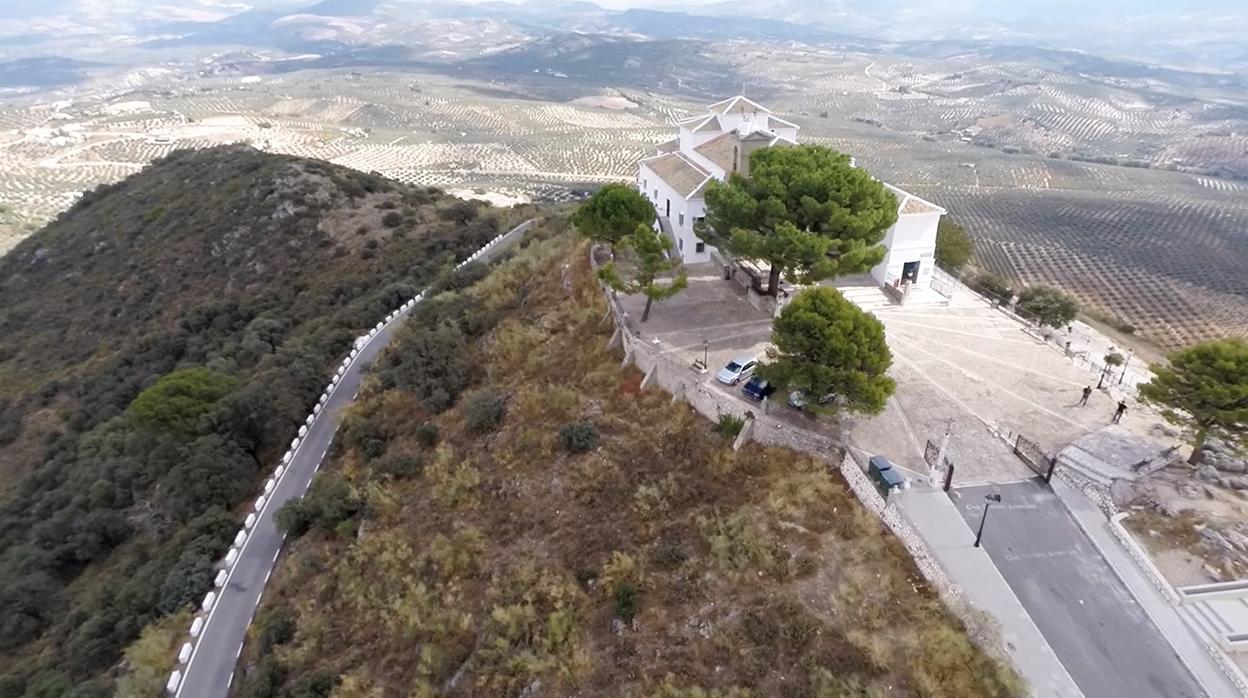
[{"xmin": 620, "ymin": 267, "xmax": 1164, "ymax": 487}]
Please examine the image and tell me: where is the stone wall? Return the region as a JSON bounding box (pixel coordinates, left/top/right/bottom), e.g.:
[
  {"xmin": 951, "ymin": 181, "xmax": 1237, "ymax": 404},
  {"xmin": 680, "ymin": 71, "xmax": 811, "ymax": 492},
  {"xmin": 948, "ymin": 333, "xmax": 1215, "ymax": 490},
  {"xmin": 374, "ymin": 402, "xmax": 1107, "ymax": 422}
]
[{"xmin": 1110, "ymin": 512, "xmax": 1181, "ymax": 605}]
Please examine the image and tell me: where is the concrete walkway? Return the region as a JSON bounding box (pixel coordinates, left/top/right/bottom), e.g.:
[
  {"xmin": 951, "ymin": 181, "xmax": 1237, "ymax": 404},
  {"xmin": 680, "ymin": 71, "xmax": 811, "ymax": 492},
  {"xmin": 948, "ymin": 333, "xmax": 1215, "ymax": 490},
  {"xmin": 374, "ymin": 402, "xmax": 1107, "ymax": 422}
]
[
  {"xmin": 1052, "ymin": 478, "xmax": 1246, "ymax": 697},
  {"xmin": 893, "ymin": 484, "xmax": 1084, "ymax": 697}
]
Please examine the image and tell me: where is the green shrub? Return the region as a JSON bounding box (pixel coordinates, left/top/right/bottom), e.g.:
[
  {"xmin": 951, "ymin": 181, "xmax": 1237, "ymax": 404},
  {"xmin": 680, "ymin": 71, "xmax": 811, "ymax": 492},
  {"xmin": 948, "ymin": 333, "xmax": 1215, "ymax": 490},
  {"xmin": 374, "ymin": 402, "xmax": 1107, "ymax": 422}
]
[
  {"xmin": 374, "ymin": 452, "xmax": 423, "ymax": 479},
  {"xmin": 715, "ymin": 414, "xmax": 745, "ymax": 438},
  {"xmin": 464, "ymin": 390, "xmax": 505, "ymax": 433},
  {"xmin": 613, "ymin": 582, "xmax": 638, "ymax": 622},
  {"xmin": 274, "ymin": 475, "xmax": 359, "ymax": 539},
  {"xmin": 974, "ymin": 273, "xmax": 1014, "ymax": 303},
  {"xmin": 380, "ymin": 211, "xmax": 403, "ymax": 228},
  {"xmin": 414, "ymin": 422, "xmax": 439, "ymax": 448},
  {"xmin": 558, "ymin": 421, "xmax": 597, "ymax": 453},
  {"xmin": 274, "ymin": 499, "xmax": 314, "ymax": 538},
  {"xmin": 255, "ymin": 606, "xmax": 296, "ymax": 653}
]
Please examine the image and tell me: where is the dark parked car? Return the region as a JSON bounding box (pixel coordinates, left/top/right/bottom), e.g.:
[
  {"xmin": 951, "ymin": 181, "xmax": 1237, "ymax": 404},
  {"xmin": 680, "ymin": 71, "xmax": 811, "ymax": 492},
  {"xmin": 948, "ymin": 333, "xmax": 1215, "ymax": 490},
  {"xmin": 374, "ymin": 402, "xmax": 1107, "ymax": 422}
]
[{"xmin": 741, "ymin": 376, "xmax": 775, "ymax": 401}]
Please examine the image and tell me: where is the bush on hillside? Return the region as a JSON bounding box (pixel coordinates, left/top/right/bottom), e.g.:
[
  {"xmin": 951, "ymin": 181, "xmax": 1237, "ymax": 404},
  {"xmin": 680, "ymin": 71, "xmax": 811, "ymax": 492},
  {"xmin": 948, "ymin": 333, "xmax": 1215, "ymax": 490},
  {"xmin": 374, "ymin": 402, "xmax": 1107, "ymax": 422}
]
[
  {"xmin": 414, "ymin": 423, "xmax": 439, "ymax": 448},
  {"xmin": 464, "ymin": 390, "xmax": 505, "ymax": 433},
  {"xmin": 373, "ymin": 452, "xmax": 424, "ymax": 480},
  {"xmin": 558, "ymin": 421, "xmax": 598, "ymax": 453}
]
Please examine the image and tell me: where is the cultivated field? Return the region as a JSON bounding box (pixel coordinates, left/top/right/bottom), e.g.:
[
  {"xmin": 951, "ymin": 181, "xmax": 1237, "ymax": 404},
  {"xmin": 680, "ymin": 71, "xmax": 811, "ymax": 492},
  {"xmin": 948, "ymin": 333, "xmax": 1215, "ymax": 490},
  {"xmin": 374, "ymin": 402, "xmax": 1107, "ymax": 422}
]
[{"xmin": 0, "ymin": 45, "xmax": 1245, "ymax": 349}]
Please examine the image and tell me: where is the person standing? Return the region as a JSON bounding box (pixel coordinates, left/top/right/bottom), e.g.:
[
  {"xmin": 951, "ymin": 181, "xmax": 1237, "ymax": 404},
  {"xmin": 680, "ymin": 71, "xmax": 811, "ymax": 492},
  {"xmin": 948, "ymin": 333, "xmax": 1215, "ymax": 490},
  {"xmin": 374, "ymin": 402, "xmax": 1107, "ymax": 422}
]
[
  {"xmin": 1113, "ymin": 400, "xmax": 1128, "ymax": 423},
  {"xmin": 1079, "ymin": 386, "xmax": 1092, "ymax": 406}
]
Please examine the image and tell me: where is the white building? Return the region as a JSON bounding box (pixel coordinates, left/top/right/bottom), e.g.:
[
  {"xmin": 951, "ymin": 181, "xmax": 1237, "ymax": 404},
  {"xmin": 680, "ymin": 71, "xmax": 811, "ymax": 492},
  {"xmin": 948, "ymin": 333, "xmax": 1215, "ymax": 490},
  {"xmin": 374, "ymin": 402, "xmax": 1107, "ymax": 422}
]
[{"xmin": 637, "ymin": 96, "xmax": 945, "ymax": 291}]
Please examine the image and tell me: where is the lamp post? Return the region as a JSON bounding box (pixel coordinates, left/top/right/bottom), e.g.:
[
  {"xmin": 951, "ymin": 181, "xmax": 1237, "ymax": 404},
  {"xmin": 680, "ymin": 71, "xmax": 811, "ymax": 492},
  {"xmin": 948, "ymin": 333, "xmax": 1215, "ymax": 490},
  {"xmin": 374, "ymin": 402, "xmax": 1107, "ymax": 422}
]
[
  {"xmin": 1118, "ymin": 348, "xmax": 1134, "ymax": 386},
  {"xmin": 703, "ymin": 339, "xmax": 709, "ymax": 369},
  {"xmin": 974, "ymin": 493, "xmax": 1002, "ymax": 548}
]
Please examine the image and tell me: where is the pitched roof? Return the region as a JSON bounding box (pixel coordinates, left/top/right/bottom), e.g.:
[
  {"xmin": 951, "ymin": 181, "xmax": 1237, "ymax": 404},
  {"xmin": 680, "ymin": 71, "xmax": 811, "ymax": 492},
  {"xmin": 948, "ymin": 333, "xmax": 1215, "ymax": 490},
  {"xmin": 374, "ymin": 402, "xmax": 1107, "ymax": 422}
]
[
  {"xmin": 767, "ymin": 115, "xmax": 801, "ymax": 130},
  {"xmin": 885, "ymin": 183, "xmax": 946, "ymax": 216},
  {"xmin": 691, "ymin": 114, "xmax": 722, "ymax": 133},
  {"xmin": 640, "ymin": 152, "xmax": 711, "ymax": 199},
  {"xmin": 707, "ymin": 95, "xmax": 772, "ymax": 115},
  {"xmin": 655, "ymin": 138, "xmax": 679, "ymax": 154},
  {"xmin": 694, "ymin": 131, "xmax": 739, "ymax": 172}
]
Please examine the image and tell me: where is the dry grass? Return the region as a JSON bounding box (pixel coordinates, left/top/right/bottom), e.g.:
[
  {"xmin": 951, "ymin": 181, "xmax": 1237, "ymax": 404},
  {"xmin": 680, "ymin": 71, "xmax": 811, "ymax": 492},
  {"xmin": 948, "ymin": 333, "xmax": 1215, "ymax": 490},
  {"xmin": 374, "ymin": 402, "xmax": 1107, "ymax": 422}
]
[{"xmin": 245, "ymin": 227, "xmax": 1023, "ymax": 697}]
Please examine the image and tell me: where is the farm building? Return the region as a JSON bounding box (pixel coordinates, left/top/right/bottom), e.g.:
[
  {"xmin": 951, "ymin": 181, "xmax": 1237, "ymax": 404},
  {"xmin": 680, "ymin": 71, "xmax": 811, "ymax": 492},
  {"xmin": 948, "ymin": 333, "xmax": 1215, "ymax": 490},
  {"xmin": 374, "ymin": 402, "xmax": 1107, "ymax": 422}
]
[{"xmin": 637, "ymin": 96, "xmax": 945, "ymax": 291}]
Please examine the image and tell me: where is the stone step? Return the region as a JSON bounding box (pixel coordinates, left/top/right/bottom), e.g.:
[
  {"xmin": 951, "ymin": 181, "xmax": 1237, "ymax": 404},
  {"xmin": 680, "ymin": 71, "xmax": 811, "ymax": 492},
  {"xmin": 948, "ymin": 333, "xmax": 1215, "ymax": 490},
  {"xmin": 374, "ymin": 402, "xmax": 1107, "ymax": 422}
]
[{"xmin": 837, "ymin": 286, "xmax": 894, "ymax": 313}]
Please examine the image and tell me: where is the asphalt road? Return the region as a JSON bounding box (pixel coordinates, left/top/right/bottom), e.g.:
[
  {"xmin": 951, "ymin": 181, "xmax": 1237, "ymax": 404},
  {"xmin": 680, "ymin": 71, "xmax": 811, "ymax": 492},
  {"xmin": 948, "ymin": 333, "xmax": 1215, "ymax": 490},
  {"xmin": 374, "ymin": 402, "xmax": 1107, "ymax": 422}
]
[
  {"xmin": 953, "ymin": 479, "xmax": 1205, "ymax": 698},
  {"xmin": 176, "ymin": 220, "xmax": 532, "ymax": 698}
]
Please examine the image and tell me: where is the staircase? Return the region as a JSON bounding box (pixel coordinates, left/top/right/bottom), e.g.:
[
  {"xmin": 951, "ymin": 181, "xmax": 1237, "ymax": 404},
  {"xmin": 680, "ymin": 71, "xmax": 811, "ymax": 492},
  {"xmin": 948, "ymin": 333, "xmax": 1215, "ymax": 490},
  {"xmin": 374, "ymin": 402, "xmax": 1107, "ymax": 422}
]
[
  {"xmin": 1177, "ymin": 587, "xmax": 1248, "ymax": 653},
  {"xmin": 837, "ymin": 284, "xmax": 895, "ymax": 313}
]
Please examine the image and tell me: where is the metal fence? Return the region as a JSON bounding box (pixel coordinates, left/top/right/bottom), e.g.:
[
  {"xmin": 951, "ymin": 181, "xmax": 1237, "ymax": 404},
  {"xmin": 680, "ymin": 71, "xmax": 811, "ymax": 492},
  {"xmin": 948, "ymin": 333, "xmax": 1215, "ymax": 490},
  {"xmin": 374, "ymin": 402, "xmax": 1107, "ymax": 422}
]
[
  {"xmin": 1012, "ymin": 433, "xmax": 1056, "ymax": 481},
  {"xmin": 930, "ymin": 266, "xmax": 958, "ymax": 299}
]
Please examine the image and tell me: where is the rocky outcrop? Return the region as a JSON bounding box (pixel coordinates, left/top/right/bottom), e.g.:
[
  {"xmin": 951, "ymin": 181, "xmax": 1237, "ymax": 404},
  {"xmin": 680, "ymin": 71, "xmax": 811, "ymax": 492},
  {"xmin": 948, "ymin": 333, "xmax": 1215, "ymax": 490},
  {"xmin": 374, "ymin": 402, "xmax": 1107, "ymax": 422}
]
[{"xmin": 1197, "ymin": 437, "xmax": 1248, "ymax": 475}]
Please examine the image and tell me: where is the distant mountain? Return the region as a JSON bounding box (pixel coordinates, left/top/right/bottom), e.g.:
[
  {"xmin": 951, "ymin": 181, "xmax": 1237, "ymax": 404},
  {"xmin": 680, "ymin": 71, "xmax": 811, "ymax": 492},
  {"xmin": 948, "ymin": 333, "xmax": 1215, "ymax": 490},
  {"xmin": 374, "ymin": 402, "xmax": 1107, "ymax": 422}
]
[
  {"xmin": 681, "ymin": 0, "xmax": 1248, "ymax": 71},
  {"xmin": 2, "ymin": 0, "xmax": 1243, "ymax": 74}
]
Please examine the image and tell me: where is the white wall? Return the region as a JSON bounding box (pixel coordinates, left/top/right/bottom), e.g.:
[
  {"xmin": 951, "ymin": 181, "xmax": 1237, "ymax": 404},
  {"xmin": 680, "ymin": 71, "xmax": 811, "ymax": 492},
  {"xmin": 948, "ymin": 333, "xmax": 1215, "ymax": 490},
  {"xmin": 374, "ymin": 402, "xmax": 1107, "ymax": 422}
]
[
  {"xmin": 637, "ymin": 163, "xmax": 711, "ymax": 265},
  {"xmin": 871, "ymin": 211, "xmax": 941, "ymax": 289}
]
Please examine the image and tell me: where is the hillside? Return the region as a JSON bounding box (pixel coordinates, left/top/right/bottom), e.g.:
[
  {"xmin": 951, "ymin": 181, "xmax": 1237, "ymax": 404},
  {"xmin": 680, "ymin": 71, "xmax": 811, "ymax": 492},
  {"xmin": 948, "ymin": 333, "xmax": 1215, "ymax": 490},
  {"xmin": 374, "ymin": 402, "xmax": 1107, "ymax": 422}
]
[
  {"xmin": 0, "ymin": 145, "xmax": 526, "ymax": 695},
  {"xmin": 235, "ymin": 226, "xmax": 1023, "ymax": 697}
]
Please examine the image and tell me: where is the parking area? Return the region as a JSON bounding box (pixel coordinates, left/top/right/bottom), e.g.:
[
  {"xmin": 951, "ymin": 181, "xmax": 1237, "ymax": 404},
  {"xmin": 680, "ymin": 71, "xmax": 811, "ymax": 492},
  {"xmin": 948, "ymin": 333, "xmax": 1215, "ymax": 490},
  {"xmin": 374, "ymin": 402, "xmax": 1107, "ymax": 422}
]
[
  {"xmin": 953, "ymin": 480, "xmax": 1204, "ymax": 698},
  {"xmin": 619, "ymin": 266, "xmax": 1163, "ymax": 487},
  {"xmin": 616, "ymin": 264, "xmax": 830, "ymax": 429}
]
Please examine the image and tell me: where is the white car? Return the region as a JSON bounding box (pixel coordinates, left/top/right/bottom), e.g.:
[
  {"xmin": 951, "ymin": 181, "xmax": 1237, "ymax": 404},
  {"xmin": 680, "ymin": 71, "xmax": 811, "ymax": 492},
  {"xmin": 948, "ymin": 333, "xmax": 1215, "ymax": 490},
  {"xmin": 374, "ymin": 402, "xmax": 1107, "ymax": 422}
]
[{"xmin": 716, "ymin": 356, "xmax": 757, "ymax": 385}]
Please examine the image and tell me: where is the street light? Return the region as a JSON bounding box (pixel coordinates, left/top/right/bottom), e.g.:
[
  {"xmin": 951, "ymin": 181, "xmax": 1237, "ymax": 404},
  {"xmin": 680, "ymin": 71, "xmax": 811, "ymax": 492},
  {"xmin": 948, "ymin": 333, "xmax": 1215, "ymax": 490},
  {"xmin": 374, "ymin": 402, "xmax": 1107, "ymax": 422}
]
[
  {"xmin": 1118, "ymin": 348, "xmax": 1134, "ymax": 386},
  {"xmin": 974, "ymin": 493, "xmax": 1002, "ymax": 548},
  {"xmin": 703, "ymin": 339, "xmax": 709, "ymax": 369}
]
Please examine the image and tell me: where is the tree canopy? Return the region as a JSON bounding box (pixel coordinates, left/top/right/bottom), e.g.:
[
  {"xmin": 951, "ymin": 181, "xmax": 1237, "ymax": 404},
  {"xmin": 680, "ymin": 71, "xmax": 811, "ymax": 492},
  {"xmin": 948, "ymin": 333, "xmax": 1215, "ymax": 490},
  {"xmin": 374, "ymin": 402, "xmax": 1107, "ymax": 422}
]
[
  {"xmin": 1016, "ymin": 285, "xmax": 1079, "ymax": 328},
  {"xmin": 935, "ymin": 218, "xmax": 974, "ymax": 271},
  {"xmin": 700, "ymin": 145, "xmax": 898, "ymax": 295},
  {"xmin": 757, "ymin": 287, "xmax": 896, "ymax": 415},
  {"xmin": 572, "ymin": 184, "xmax": 656, "ymax": 248},
  {"xmin": 597, "ymin": 224, "xmax": 688, "ymax": 322},
  {"xmin": 1140, "ymin": 338, "xmax": 1248, "ymax": 462},
  {"xmin": 128, "ymin": 367, "xmax": 238, "ymax": 435}
]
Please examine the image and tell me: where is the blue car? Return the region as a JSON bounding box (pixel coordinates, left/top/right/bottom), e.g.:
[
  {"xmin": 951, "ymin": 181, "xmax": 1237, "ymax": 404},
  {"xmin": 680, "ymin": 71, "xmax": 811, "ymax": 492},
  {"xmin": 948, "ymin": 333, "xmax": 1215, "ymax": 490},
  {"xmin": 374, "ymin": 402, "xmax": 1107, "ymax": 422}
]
[{"xmin": 741, "ymin": 376, "xmax": 775, "ymax": 401}]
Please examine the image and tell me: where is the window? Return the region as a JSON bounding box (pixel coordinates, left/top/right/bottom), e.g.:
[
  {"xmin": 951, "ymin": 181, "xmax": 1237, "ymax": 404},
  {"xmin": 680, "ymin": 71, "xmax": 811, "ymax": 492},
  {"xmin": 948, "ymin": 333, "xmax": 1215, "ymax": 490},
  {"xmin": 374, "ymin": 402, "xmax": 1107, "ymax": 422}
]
[
  {"xmin": 679, "ymin": 239, "xmax": 684, "ymax": 251},
  {"xmin": 679, "ymin": 213, "xmax": 685, "ymax": 226},
  {"xmin": 653, "ymin": 189, "xmax": 658, "ymax": 200},
  {"xmin": 695, "ymin": 241, "xmax": 706, "ymax": 253},
  {"xmin": 733, "ymin": 145, "xmax": 739, "ymax": 172}
]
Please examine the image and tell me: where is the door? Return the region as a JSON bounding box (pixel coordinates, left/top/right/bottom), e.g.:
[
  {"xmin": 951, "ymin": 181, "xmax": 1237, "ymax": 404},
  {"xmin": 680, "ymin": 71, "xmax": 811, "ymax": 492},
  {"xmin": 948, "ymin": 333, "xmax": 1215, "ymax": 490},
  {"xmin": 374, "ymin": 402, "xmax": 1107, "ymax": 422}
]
[{"xmin": 902, "ymin": 260, "xmax": 920, "ymax": 283}]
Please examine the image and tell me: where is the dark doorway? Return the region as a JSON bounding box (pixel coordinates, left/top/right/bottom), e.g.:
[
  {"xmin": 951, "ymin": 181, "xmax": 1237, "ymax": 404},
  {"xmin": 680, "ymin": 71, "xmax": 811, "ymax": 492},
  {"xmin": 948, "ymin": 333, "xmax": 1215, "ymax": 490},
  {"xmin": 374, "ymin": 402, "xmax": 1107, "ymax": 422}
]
[
  {"xmin": 902, "ymin": 260, "xmax": 920, "ymax": 283},
  {"xmin": 665, "ymin": 199, "xmax": 671, "ymax": 217}
]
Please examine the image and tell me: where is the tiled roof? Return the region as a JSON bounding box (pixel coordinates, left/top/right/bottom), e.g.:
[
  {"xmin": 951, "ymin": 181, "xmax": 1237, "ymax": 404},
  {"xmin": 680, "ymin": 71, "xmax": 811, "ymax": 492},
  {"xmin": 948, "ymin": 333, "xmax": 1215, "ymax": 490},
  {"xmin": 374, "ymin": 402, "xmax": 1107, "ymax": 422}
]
[
  {"xmin": 641, "ymin": 152, "xmax": 711, "ymax": 199},
  {"xmin": 694, "ymin": 131, "xmax": 738, "ymax": 172},
  {"xmin": 655, "ymin": 138, "xmax": 679, "ymax": 154}
]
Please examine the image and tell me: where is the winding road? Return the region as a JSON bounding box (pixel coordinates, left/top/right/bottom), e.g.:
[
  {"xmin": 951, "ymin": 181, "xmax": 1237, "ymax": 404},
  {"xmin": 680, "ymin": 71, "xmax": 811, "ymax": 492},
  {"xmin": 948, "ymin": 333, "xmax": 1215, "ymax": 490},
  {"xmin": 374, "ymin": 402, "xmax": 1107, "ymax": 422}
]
[{"xmin": 175, "ymin": 220, "xmax": 533, "ymax": 698}]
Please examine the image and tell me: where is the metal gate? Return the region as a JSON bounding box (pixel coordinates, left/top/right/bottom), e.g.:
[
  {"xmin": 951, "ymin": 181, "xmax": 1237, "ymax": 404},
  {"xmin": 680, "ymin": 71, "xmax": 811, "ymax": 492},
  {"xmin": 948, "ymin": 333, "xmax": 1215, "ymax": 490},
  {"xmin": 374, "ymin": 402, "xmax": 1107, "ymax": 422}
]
[{"xmin": 1013, "ymin": 433, "xmax": 1056, "ymax": 482}]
